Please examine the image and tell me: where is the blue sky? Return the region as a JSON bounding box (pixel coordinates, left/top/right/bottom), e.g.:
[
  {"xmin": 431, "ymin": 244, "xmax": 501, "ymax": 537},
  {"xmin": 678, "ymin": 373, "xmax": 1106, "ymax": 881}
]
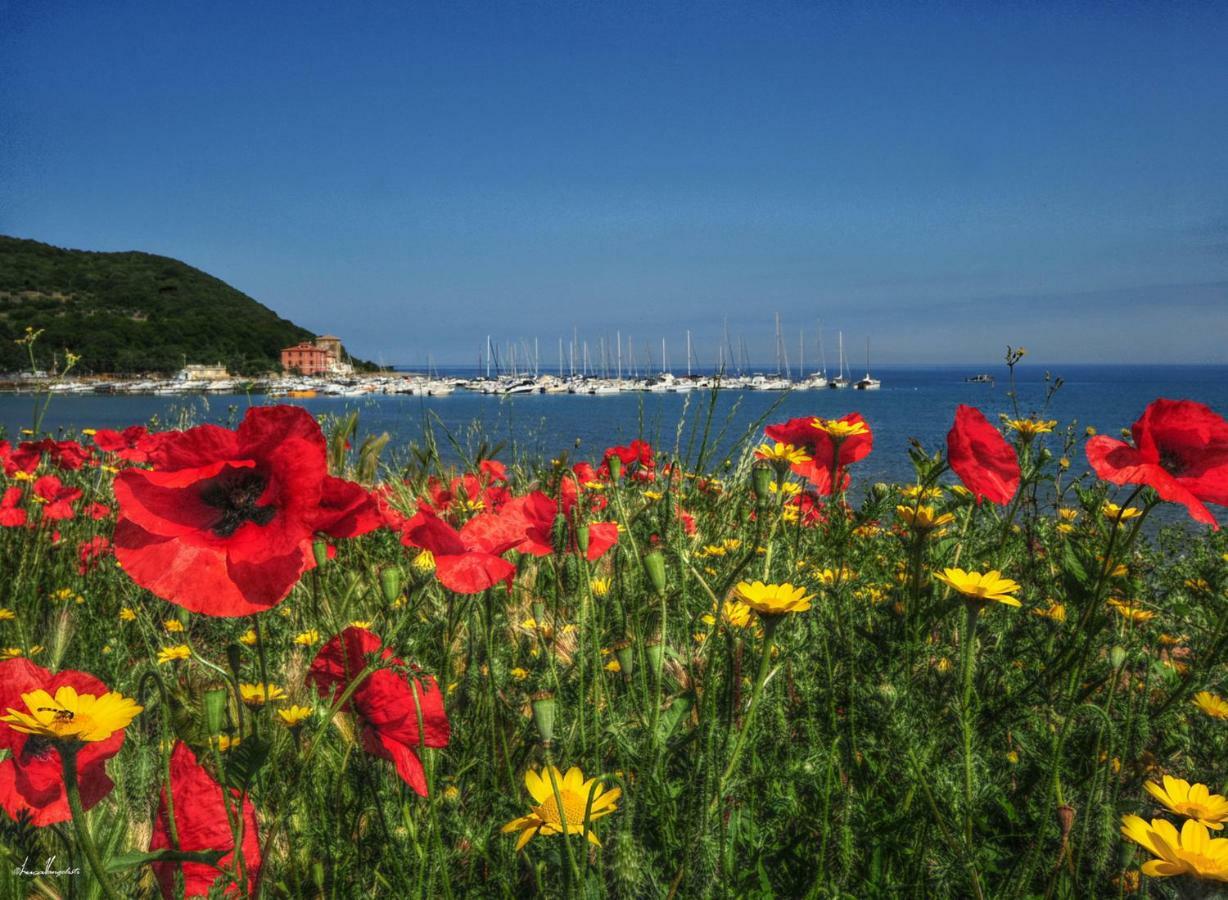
[{"xmin": 2, "ymin": 1, "xmax": 1225, "ymax": 367}]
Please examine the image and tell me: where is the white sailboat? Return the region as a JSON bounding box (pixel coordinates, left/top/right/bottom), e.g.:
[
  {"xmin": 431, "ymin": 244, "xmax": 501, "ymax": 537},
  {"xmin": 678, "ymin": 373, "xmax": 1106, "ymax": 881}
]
[
  {"xmin": 828, "ymin": 331, "xmax": 849, "ymax": 388},
  {"xmin": 855, "ymin": 337, "xmax": 881, "ymax": 390}
]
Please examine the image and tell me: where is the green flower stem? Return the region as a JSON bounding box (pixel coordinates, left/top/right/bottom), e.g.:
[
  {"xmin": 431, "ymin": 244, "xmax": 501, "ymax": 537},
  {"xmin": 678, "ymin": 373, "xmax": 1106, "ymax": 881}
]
[
  {"xmin": 959, "ymin": 601, "xmax": 981, "ymax": 850},
  {"xmin": 60, "ymin": 744, "xmax": 122, "ymax": 900},
  {"xmin": 710, "ymin": 617, "xmax": 777, "ymax": 815}
]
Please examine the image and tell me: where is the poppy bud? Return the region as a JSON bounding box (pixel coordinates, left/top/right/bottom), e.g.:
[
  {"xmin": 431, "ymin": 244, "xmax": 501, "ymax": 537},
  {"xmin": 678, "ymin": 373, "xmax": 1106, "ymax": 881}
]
[
  {"xmin": 313, "ymin": 538, "xmax": 330, "ymax": 568},
  {"xmin": 1110, "ymin": 646, "xmax": 1126, "ymax": 668},
  {"xmin": 379, "ymin": 567, "xmax": 403, "ymax": 604},
  {"xmin": 227, "ymin": 643, "xmax": 244, "ymax": 680},
  {"xmin": 752, "ymin": 463, "xmax": 773, "ymax": 502},
  {"xmin": 203, "ymin": 687, "xmax": 229, "ymax": 736},
  {"xmin": 531, "ymin": 691, "xmax": 556, "ymax": 745},
  {"xmin": 551, "ymin": 513, "xmax": 569, "ymax": 556},
  {"xmin": 608, "ymin": 455, "xmax": 622, "ymax": 482},
  {"xmin": 644, "ymin": 551, "xmax": 667, "ymax": 597},
  {"xmin": 532, "ymin": 600, "xmax": 545, "ymax": 624},
  {"xmin": 645, "ymin": 639, "xmax": 664, "ymax": 670},
  {"xmin": 575, "ymin": 523, "xmax": 590, "ymax": 554},
  {"xmin": 613, "ymin": 639, "xmax": 635, "ymax": 678},
  {"xmin": 1057, "ymin": 804, "xmax": 1076, "ymax": 840}
]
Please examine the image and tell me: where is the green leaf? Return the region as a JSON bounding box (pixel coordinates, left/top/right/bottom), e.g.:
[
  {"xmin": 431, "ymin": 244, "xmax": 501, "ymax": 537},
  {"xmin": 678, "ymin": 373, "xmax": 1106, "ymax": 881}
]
[{"xmin": 105, "ymin": 848, "xmax": 226, "ymax": 873}]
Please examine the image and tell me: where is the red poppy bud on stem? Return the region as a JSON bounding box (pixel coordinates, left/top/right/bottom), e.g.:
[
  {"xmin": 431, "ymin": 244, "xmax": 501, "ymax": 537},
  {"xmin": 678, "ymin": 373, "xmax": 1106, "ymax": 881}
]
[
  {"xmin": 379, "ymin": 566, "xmax": 402, "ymax": 604},
  {"xmin": 614, "ymin": 639, "xmax": 635, "ymax": 678},
  {"xmin": 644, "ymin": 551, "xmax": 667, "ymax": 597},
  {"xmin": 752, "ymin": 464, "xmax": 773, "ymax": 503},
  {"xmin": 1057, "ymin": 804, "xmax": 1076, "ymax": 841},
  {"xmin": 645, "ymin": 639, "xmax": 664, "ymax": 670},
  {"xmin": 531, "ymin": 691, "xmax": 556, "ymax": 745},
  {"xmin": 203, "ymin": 687, "xmax": 228, "ymax": 736}
]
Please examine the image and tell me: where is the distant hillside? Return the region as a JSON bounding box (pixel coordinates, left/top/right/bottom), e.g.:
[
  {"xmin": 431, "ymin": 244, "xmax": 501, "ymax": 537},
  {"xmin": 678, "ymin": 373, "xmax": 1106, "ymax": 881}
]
[{"xmin": 0, "ymin": 236, "xmax": 364, "ymax": 375}]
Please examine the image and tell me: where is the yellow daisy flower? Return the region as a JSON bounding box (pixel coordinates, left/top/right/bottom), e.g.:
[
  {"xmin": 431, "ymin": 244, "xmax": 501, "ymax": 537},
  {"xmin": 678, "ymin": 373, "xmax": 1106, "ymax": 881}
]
[
  {"xmin": 895, "ymin": 505, "xmax": 955, "ymax": 532},
  {"xmin": 1193, "ymin": 691, "xmax": 1228, "ymax": 720},
  {"xmin": 501, "ymin": 766, "xmax": 621, "ymax": 851},
  {"xmin": 157, "ymin": 644, "xmax": 192, "ymax": 664},
  {"xmin": 1006, "ymin": 418, "xmax": 1057, "ymax": 439},
  {"xmin": 933, "ymin": 568, "xmax": 1021, "ymax": 607},
  {"xmin": 734, "ymin": 581, "xmax": 813, "ymax": 617},
  {"xmin": 754, "ymin": 442, "xmax": 811, "ymax": 466},
  {"xmin": 277, "ymin": 705, "xmax": 314, "ymax": 727},
  {"xmin": 1120, "ymin": 815, "xmax": 1228, "ymax": 881},
  {"xmin": 810, "ymin": 418, "xmax": 868, "ymax": 440},
  {"xmin": 1, "ymin": 684, "xmax": 142, "ymax": 743},
  {"xmin": 1144, "ymin": 776, "xmax": 1228, "ymax": 830},
  {"xmin": 239, "ymin": 683, "xmax": 288, "ymax": 706}
]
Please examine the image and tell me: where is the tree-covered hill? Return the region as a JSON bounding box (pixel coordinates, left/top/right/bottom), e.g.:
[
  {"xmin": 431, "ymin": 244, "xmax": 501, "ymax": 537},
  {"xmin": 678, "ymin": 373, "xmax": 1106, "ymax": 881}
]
[{"xmin": 0, "ymin": 236, "xmax": 358, "ymax": 375}]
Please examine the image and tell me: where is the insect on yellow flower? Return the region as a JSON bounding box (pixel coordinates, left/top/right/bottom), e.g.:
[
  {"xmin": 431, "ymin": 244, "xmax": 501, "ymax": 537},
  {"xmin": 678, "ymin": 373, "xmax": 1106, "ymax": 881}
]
[
  {"xmin": 733, "ymin": 581, "xmax": 813, "ymax": 617},
  {"xmin": 1144, "ymin": 776, "xmax": 1228, "ymax": 830},
  {"xmin": 1120, "ymin": 815, "xmax": 1228, "ymax": 881},
  {"xmin": 933, "ymin": 568, "xmax": 1022, "ymax": 607},
  {"xmin": 1, "ymin": 685, "xmax": 142, "ymax": 743},
  {"xmin": 501, "ymin": 766, "xmax": 621, "ymax": 851},
  {"xmin": 810, "ymin": 418, "xmax": 869, "ymax": 440}
]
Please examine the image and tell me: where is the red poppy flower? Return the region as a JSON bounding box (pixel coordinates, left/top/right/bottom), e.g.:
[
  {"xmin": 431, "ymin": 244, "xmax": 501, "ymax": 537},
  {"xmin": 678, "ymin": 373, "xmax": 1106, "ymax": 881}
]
[
  {"xmin": 402, "ymin": 507, "xmax": 522, "ymax": 593},
  {"xmin": 78, "ymin": 535, "xmax": 114, "ymax": 574},
  {"xmin": 33, "ymin": 475, "xmax": 83, "ymax": 521},
  {"xmin": 572, "ymin": 461, "xmax": 599, "ymax": 484},
  {"xmin": 86, "ymin": 502, "xmax": 112, "ymax": 520},
  {"xmin": 600, "ymin": 439, "xmax": 656, "ymax": 481},
  {"xmin": 786, "ymin": 491, "xmax": 827, "ymax": 526},
  {"xmin": 149, "ymin": 741, "xmax": 261, "ymax": 898},
  {"xmin": 0, "ymin": 487, "xmax": 26, "ymax": 527},
  {"xmin": 947, "ymin": 405, "xmax": 1020, "ymax": 505},
  {"xmin": 675, "ymin": 504, "xmax": 697, "ymax": 535},
  {"xmin": 308, "ymin": 627, "xmax": 449, "ymax": 795},
  {"xmin": 113, "ymin": 405, "xmax": 381, "ymax": 617},
  {"xmin": 93, "ymin": 425, "xmax": 158, "ymax": 464},
  {"xmin": 5, "ymin": 438, "xmax": 93, "ymax": 475},
  {"xmin": 764, "ymin": 413, "xmax": 873, "ymax": 494},
  {"xmin": 1086, "ymin": 398, "xmax": 1228, "ymax": 529},
  {"xmin": 0, "ymin": 659, "xmax": 123, "ymax": 826},
  {"xmin": 504, "ymin": 490, "xmax": 618, "ymax": 561},
  {"xmin": 421, "ymin": 462, "xmax": 512, "ymax": 520}
]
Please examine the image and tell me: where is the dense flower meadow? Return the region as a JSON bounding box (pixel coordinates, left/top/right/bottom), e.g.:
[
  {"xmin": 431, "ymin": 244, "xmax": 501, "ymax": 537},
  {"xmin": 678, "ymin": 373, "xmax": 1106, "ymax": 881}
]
[{"xmin": 1, "ymin": 385, "xmax": 1227, "ymax": 898}]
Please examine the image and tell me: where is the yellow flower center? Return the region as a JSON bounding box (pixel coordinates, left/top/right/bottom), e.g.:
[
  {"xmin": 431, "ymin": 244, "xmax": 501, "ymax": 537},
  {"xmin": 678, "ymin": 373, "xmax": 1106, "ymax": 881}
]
[{"xmin": 535, "ymin": 788, "xmax": 590, "ymax": 828}]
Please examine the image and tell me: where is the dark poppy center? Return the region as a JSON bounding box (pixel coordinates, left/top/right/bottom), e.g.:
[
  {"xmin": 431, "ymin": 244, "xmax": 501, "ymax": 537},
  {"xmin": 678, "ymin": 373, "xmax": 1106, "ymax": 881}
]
[
  {"xmin": 200, "ymin": 470, "xmax": 276, "ymax": 537},
  {"xmin": 1159, "ymin": 449, "xmax": 1187, "ymax": 477}
]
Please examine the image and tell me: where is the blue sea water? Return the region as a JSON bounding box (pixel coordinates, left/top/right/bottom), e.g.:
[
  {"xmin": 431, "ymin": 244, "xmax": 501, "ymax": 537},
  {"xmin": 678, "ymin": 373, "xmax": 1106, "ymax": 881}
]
[{"xmin": 3, "ymin": 365, "xmax": 1227, "ymax": 488}]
